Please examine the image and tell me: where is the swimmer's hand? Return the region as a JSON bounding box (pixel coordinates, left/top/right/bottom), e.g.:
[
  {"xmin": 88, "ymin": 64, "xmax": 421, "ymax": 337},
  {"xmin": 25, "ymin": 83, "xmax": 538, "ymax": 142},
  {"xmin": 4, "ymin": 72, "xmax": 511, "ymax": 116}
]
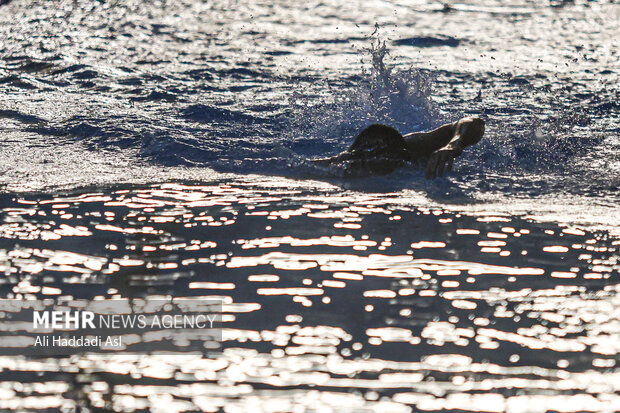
[
  {"xmin": 425, "ymin": 139, "xmax": 464, "ymax": 179},
  {"xmin": 425, "ymin": 117, "xmax": 485, "ymax": 179}
]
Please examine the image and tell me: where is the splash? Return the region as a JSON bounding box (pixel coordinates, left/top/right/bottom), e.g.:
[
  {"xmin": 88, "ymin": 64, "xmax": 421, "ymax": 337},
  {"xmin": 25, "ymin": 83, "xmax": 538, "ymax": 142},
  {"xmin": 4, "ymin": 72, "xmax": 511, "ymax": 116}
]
[
  {"xmin": 285, "ymin": 38, "xmax": 441, "ymax": 158},
  {"xmin": 283, "ymin": 36, "xmax": 607, "ymax": 178}
]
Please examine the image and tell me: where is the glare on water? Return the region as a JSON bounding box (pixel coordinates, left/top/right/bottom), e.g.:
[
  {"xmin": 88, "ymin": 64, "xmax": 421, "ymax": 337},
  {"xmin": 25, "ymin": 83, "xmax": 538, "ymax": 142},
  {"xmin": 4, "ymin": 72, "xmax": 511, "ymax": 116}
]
[{"xmin": 0, "ymin": 182, "xmax": 618, "ymax": 412}]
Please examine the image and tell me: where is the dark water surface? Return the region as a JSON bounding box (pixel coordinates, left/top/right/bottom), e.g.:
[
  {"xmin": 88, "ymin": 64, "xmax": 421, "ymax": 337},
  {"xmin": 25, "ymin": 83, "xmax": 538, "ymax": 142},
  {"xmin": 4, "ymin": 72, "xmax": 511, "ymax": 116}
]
[
  {"xmin": 1, "ymin": 0, "xmax": 618, "ymax": 200},
  {"xmin": 0, "ymin": 0, "xmax": 619, "ymax": 411}
]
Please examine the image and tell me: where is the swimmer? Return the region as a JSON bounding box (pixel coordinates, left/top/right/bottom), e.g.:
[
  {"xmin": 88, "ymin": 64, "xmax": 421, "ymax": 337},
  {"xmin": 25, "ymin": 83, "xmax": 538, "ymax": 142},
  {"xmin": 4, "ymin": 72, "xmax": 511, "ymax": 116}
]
[{"xmin": 312, "ymin": 116, "xmax": 485, "ymax": 179}]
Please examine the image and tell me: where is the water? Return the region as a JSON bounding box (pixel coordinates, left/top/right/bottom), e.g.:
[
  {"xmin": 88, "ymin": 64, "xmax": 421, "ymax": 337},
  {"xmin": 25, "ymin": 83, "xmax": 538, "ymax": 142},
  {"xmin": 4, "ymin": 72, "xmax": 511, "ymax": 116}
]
[{"xmin": 0, "ymin": 0, "xmax": 619, "ymax": 411}]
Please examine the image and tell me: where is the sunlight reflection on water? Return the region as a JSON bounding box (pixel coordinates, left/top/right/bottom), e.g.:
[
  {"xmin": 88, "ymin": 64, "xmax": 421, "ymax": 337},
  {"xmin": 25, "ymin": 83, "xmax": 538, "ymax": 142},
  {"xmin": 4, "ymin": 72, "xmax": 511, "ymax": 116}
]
[{"xmin": 0, "ymin": 181, "xmax": 618, "ymax": 411}]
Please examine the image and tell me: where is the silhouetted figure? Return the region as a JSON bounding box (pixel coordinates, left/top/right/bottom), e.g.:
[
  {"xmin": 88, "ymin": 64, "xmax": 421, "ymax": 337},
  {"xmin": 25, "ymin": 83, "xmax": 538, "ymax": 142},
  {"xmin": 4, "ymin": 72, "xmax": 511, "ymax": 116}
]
[{"xmin": 312, "ymin": 117, "xmax": 485, "ymax": 179}]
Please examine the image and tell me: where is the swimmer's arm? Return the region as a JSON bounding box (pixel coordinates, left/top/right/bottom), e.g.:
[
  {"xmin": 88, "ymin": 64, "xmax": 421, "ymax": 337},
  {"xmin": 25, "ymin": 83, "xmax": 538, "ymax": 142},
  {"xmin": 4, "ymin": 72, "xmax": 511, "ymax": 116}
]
[
  {"xmin": 405, "ymin": 117, "xmax": 485, "ymax": 179},
  {"xmin": 310, "ymin": 157, "xmax": 331, "ymax": 166},
  {"xmin": 310, "ymin": 153, "xmax": 343, "ymax": 167},
  {"xmin": 424, "ymin": 126, "xmax": 466, "ymax": 179},
  {"xmin": 403, "ymin": 123, "xmax": 458, "ymax": 158}
]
